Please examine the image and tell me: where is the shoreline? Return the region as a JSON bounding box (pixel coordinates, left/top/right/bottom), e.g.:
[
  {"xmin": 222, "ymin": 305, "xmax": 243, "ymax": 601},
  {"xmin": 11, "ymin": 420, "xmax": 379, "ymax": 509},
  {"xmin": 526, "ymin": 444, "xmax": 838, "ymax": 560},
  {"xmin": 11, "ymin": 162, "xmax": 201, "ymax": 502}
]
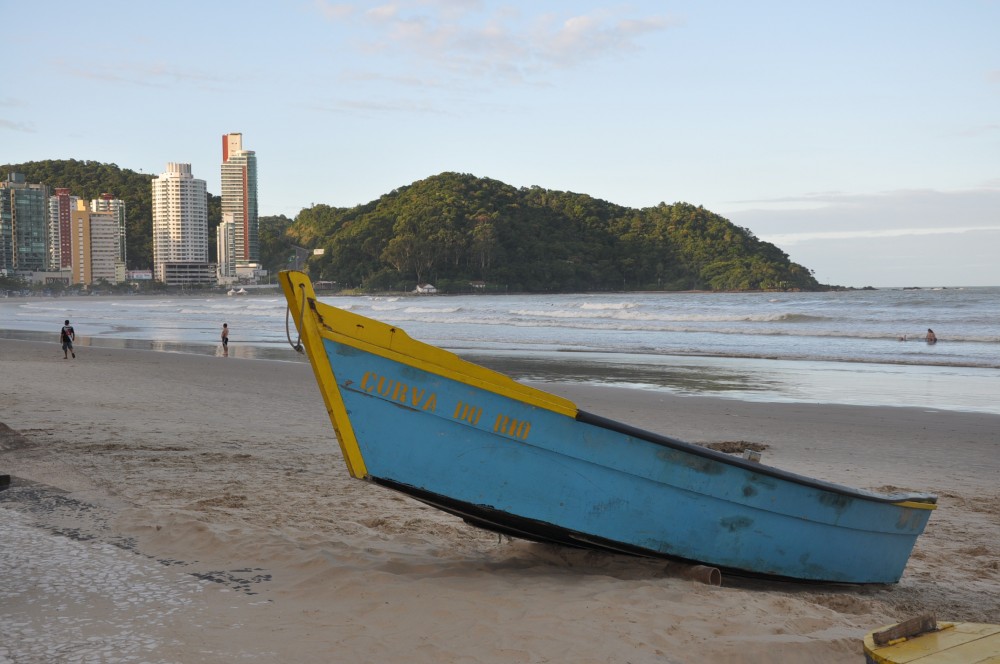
[
  {"xmin": 1, "ymin": 283, "xmax": 991, "ymax": 300},
  {"xmin": 2, "ymin": 331, "xmax": 998, "ymax": 415},
  {"xmin": 2, "ymin": 339, "xmax": 999, "ymax": 662}
]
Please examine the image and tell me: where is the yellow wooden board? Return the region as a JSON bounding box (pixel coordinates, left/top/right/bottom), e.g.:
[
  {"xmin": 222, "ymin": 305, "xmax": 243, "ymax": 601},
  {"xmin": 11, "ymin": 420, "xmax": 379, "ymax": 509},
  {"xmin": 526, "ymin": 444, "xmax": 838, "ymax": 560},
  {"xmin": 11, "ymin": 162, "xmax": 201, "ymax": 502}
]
[{"xmin": 864, "ymin": 622, "xmax": 1000, "ymax": 663}]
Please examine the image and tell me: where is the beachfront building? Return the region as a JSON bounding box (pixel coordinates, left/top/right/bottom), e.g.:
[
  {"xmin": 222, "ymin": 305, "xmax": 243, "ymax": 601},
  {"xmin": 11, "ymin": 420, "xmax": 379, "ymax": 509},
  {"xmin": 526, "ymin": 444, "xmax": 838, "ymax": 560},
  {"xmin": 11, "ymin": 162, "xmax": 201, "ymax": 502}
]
[
  {"xmin": 216, "ymin": 213, "xmax": 238, "ymax": 284},
  {"xmin": 45, "ymin": 191, "xmax": 128, "ymax": 286},
  {"xmin": 91, "ymin": 193, "xmax": 127, "ymax": 269},
  {"xmin": 68, "ymin": 203, "xmax": 124, "ymax": 285},
  {"xmin": 48, "ymin": 188, "xmax": 78, "ymax": 271},
  {"xmin": 152, "ymin": 162, "xmax": 214, "ymax": 286},
  {"xmin": 0, "ymin": 173, "xmax": 49, "ymax": 275},
  {"xmin": 219, "ymin": 132, "xmax": 260, "ymax": 282}
]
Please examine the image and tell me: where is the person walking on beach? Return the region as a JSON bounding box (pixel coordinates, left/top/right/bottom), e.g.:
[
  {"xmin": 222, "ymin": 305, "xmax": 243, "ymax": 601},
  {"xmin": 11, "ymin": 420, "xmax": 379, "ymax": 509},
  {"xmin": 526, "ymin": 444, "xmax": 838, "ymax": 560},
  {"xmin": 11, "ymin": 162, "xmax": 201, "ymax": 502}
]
[
  {"xmin": 60, "ymin": 319, "xmax": 75, "ymax": 359},
  {"xmin": 221, "ymin": 322, "xmax": 229, "ymax": 356},
  {"xmin": 925, "ymin": 328, "xmax": 937, "ymax": 344}
]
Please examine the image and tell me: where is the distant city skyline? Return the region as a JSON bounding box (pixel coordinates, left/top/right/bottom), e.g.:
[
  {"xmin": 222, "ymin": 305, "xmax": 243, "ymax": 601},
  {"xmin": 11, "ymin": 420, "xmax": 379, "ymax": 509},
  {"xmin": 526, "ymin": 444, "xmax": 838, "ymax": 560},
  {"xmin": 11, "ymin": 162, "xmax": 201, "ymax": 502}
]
[
  {"xmin": 3, "ymin": 2, "xmax": 998, "ymax": 287},
  {"xmin": 0, "ymin": 175, "xmax": 127, "ymax": 285}
]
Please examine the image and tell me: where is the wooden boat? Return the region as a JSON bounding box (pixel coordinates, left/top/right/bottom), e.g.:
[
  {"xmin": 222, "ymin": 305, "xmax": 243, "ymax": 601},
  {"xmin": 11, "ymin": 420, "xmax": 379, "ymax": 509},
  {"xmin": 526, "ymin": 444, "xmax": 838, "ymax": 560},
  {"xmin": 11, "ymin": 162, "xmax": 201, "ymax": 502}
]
[
  {"xmin": 279, "ymin": 271, "xmax": 936, "ymax": 583},
  {"xmin": 863, "ymin": 615, "xmax": 1000, "ymax": 663}
]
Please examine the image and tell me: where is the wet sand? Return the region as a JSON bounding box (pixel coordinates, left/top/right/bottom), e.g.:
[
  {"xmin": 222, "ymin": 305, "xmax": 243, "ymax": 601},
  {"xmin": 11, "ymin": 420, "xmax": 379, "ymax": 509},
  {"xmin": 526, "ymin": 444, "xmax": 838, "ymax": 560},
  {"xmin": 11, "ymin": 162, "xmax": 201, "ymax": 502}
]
[{"xmin": 1, "ymin": 338, "xmax": 998, "ymax": 663}]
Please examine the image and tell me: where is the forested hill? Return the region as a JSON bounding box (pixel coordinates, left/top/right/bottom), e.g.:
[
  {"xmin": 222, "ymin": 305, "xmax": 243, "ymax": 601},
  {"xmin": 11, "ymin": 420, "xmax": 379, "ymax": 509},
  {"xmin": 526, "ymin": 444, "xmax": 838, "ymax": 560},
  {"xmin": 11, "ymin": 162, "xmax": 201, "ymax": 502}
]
[{"xmin": 291, "ymin": 172, "xmax": 822, "ymax": 292}]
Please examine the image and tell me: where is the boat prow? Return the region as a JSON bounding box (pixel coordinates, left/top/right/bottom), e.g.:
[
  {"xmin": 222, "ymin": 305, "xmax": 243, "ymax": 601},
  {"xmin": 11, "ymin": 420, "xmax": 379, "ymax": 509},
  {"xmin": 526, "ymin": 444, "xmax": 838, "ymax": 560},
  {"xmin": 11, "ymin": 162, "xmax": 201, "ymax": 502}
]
[{"xmin": 279, "ymin": 270, "xmax": 936, "ymax": 584}]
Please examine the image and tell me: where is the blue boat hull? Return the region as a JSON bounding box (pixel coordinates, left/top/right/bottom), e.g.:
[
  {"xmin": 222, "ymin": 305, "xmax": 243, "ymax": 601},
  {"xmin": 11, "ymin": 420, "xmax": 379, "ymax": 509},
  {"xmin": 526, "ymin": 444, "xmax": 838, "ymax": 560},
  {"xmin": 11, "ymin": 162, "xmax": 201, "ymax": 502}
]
[{"xmin": 280, "ymin": 271, "xmax": 935, "ymax": 583}]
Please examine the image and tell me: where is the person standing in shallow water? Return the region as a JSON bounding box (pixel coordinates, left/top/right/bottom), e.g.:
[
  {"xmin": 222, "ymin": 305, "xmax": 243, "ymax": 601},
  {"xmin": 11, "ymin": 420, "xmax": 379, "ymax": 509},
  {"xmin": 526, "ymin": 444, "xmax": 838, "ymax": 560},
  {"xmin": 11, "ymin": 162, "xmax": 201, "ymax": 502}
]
[
  {"xmin": 221, "ymin": 323, "xmax": 229, "ymax": 356},
  {"xmin": 61, "ymin": 320, "xmax": 75, "ymax": 359},
  {"xmin": 925, "ymin": 328, "xmax": 937, "ymax": 344}
]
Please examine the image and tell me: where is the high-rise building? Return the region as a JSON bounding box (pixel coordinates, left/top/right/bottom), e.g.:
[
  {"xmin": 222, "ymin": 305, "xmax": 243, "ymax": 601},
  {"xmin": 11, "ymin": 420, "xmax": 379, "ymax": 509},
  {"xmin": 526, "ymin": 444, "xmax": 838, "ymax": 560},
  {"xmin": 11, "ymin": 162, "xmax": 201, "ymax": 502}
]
[
  {"xmin": 0, "ymin": 173, "xmax": 49, "ymax": 274},
  {"xmin": 46, "ymin": 192, "xmax": 126, "ymax": 285},
  {"xmin": 220, "ymin": 132, "xmax": 259, "ymax": 279},
  {"xmin": 48, "ymin": 188, "xmax": 78, "ymax": 270},
  {"xmin": 69, "ymin": 202, "xmax": 123, "ymax": 285},
  {"xmin": 152, "ymin": 162, "xmax": 214, "ymax": 285},
  {"xmin": 216, "ymin": 212, "xmax": 238, "ymax": 282},
  {"xmin": 91, "ymin": 193, "xmax": 127, "ymax": 269}
]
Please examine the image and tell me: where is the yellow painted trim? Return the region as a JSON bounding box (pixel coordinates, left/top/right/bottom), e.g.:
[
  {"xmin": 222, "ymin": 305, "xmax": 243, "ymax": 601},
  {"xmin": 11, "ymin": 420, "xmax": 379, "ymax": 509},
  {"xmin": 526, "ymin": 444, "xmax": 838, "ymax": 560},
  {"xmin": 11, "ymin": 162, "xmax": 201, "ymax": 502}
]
[
  {"xmin": 341, "ymin": 327, "xmax": 578, "ymax": 417},
  {"xmin": 861, "ymin": 643, "xmax": 892, "ymax": 664},
  {"xmin": 283, "ymin": 271, "xmax": 579, "ymax": 419},
  {"xmin": 280, "ymin": 272, "xmax": 368, "ymax": 478},
  {"xmin": 861, "ymin": 622, "xmax": 1000, "ymax": 664},
  {"xmin": 892, "ymin": 500, "xmax": 937, "ymax": 510}
]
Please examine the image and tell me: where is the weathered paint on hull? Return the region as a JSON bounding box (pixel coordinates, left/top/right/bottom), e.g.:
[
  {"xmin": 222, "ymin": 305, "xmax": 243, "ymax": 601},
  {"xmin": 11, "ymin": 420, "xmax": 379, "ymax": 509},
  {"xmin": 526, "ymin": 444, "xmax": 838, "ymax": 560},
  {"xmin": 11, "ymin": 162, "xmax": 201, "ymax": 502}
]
[{"xmin": 279, "ymin": 271, "xmax": 936, "ymax": 584}]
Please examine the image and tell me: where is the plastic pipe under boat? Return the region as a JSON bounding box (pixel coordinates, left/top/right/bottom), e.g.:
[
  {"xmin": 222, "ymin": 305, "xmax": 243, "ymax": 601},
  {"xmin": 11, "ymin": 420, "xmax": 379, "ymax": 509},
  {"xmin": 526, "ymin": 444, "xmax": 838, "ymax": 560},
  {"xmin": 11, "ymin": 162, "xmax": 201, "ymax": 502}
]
[{"xmin": 663, "ymin": 562, "xmax": 722, "ymax": 586}]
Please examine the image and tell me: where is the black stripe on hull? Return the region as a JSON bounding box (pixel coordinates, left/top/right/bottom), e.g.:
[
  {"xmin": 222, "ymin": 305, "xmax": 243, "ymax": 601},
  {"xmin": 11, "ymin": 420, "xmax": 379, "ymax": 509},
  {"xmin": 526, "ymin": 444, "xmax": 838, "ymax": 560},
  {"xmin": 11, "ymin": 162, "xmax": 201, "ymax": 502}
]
[{"xmin": 371, "ymin": 476, "xmax": 697, "ymax": 562}]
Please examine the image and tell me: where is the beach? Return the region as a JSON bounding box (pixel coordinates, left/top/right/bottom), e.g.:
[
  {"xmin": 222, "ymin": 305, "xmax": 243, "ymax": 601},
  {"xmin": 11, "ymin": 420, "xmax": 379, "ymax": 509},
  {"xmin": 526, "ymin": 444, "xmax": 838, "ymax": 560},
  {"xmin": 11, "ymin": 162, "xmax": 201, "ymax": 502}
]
[{"xmin": 1, "ymin": 338, "xmax": 998, "ymax": 663}]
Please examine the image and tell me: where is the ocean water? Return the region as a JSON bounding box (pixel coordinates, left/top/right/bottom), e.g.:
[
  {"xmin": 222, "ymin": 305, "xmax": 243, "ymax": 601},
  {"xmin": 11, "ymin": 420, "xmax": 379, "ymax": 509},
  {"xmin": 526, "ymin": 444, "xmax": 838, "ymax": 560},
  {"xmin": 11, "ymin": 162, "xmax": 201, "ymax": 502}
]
[{"xmin": 2, "ymin": 287, "xmax": 998, "ymax": 414}]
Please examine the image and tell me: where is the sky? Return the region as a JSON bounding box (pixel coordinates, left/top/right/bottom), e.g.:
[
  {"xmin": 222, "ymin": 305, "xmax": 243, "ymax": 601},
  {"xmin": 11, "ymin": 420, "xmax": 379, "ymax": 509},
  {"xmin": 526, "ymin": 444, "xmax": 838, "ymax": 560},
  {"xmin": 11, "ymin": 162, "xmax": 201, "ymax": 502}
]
[{"xmin": 3, "ymin": 1, "xmax": 998, "ymax": 287}]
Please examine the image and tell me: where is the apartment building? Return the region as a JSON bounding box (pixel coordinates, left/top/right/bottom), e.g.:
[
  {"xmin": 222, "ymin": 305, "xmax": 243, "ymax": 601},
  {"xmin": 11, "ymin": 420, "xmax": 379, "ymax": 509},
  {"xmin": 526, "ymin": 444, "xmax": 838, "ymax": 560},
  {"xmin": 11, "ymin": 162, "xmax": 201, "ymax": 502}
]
[
  {"xmin": 91, "ymin": 193, "xmax": 127, "ymax": 268},
  {"xmin": 152, "ymin": 162, "xmax": 214, "ymax": 285},
  {"xmin": 48, "ymin": 188, "xmax": 78, "ymax": 270},
  {"xmin": 219, "ymin": 132, "xmax": 260, "ymax": 281},
  {"xmin": 69, "ymin": 203, "xmax": 123, "ymax": 285},
  {"xmin": 0, "ymin": 173, "xmax": 49, "ymax": 274}
]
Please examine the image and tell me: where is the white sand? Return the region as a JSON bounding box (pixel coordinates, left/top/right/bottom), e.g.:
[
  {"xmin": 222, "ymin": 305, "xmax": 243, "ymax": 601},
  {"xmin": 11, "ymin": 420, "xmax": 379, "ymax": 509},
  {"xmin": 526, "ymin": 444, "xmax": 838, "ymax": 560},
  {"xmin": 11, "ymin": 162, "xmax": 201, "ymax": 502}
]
[{"xmin": 1, "ymin": 339, "xmax": 998, "ymax": 663}]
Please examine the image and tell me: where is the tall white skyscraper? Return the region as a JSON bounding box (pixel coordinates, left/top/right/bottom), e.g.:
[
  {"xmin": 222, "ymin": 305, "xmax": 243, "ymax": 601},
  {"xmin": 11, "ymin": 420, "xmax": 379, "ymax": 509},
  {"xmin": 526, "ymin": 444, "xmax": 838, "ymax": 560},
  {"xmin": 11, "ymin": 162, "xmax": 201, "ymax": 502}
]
[
  {"xmin": 152, "ymin": 162, "xmax": 213, "ymax": 285},
  {"xmin": 220, "ymin": 133, "xmax": 259, "ymax": 280}
]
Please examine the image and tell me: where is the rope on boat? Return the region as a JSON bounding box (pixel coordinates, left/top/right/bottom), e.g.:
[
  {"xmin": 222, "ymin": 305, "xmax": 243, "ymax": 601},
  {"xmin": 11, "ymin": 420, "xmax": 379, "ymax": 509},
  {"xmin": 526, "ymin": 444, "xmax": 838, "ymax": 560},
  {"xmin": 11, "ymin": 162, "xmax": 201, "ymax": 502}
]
[{"xmin": 285, "ymin": 284, "xmax": 306, "ymax": 353}]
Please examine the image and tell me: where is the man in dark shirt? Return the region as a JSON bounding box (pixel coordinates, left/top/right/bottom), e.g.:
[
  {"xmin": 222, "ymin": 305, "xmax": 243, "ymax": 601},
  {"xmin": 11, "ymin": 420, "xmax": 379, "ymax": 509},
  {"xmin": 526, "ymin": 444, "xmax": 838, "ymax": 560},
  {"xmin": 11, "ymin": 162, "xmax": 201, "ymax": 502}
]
[{"xmin": 61, "ymin": 319, "xmax": 75, "ymax": 359}]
